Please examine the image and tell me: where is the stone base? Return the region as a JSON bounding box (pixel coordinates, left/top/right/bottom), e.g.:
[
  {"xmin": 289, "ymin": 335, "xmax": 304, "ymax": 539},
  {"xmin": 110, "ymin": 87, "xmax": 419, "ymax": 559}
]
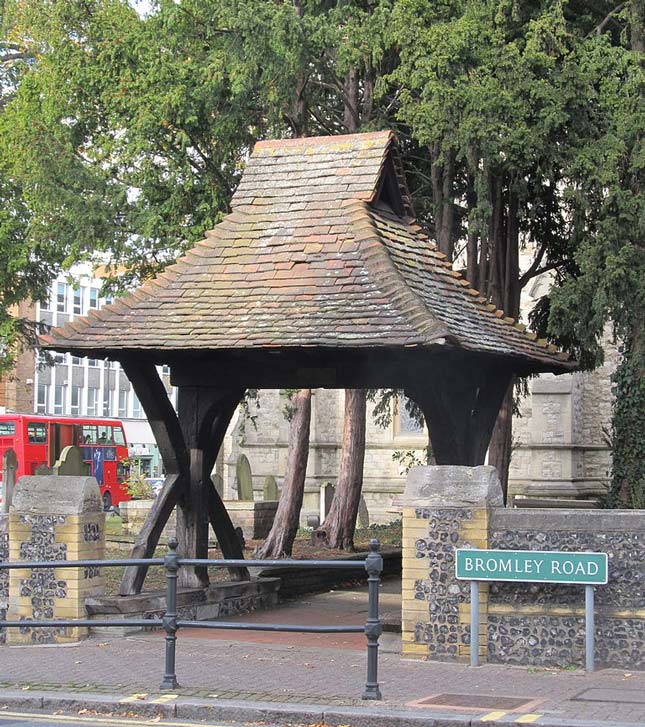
[
  {"xmin": 120, "ymin": 500, "xmax": 176, "ymax": 537},
  {"xmin": 86, "ymin": 577, "xmax": 280, "ymax": 635},
  {"xmin": 226, "ymin": 500, "xmax": 278, "ymax": 540}
]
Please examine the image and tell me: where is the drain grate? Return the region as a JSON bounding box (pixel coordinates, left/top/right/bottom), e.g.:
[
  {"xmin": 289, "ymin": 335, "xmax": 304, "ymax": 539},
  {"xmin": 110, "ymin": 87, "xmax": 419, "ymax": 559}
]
[{"xmin": 416, "ymin": 693, "xmax": 534, "ymax": 710}]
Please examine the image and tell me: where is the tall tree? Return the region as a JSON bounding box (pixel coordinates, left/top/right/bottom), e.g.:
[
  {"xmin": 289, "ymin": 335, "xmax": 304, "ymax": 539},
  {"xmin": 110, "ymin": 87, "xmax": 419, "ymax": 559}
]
[
  {"xmin": 315, "ymin": 388, "xmax": 367, "ymax": 550},
  {"xmin": 256, "ymin": 389, "xmax": 311, "ymax": 558},
  {"xmin": 387, "ymin": 0, "xmax": 644, "ymax": 497}
]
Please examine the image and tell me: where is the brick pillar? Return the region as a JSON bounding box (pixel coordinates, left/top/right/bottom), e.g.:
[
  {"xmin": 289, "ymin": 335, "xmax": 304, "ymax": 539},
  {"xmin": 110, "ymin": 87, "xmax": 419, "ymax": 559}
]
[
  {"xmin": 0, "ymin": 514, "xmax": 8, "ymax": 645},
  {"xmin": 8, "ymin": 475, "xmax": 105, "ymax": 644},
  {"xmin": 400, "ymin": 466, "xmax": 501, "ymax": 663}
]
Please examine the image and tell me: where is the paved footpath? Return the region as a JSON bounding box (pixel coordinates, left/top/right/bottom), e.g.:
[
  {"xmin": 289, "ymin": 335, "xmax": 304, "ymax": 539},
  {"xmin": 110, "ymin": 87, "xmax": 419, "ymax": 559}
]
[{"xmin": 2, "ymin": 588, "xmax": 645, "ymax": 727}]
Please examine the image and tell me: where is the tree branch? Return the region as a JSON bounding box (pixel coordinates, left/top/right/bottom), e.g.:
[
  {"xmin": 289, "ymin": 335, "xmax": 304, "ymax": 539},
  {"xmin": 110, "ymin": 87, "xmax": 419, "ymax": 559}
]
[
  {"xmin": 590, "ymin": 3, "xmax": 625, "ymax": 36},
  {"xmin": 518, "ymin": 243, "xmax": 547, "ymax": 287}
]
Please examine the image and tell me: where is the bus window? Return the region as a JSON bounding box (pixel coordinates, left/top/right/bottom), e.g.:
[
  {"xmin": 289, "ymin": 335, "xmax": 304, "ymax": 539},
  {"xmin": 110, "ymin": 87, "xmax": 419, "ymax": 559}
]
[
  {"xmin": 0, "ymin": 421, "xmax": 16, "ymax": 436},
  {"xmin": 82, "ymin": 425, "xmax": 97, "ymax": 444},
  {"xmin": 114, "ymin": 427, "xmax": 125, "ymax": 446},
  {"xmin": 97, "ymin": 425, "xmax": 113, "ymax": 445},
  {"xmin": 27, "ymin": 422, "xmax": 47, "ymax": 444}
]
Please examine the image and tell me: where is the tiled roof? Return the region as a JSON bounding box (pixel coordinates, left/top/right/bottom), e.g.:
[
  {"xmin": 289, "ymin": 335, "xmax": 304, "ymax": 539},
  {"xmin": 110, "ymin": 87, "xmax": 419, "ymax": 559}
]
[{"xmin": 40, "ymin": 131, "xmax": 572, "ymax": 371}]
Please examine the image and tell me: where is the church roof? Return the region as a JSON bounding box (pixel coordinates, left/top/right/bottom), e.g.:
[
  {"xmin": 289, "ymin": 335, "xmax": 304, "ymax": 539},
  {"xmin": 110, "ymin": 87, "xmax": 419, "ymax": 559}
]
[{"xmin": 40, "ymin": 131, "xmax": 572, "ymax": 372}]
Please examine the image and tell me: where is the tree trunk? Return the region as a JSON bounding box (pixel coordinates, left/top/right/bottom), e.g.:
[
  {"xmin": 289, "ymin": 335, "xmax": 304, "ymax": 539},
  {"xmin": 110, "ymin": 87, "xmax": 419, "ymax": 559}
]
[
  {"xmin": 440, "ymin": 149, "xmax": 455, "ymax": 259},
  {"xmin": 488, "ymin": 187, "xmax": 520, "ymax": 502},
  {"xmin": 314, "ymin": 388, "xmax": 367, "ymax": 550},
  {"xmin": 343, "ymin": 67, "xmax": 359, "ymax": 132},
  {"xmin": 466, "ymin": 174, "xmax": 478, "ymax": 288},
  {"xmin": 255, "ymin": 389, "xmax": 311, "ymax": 558}
]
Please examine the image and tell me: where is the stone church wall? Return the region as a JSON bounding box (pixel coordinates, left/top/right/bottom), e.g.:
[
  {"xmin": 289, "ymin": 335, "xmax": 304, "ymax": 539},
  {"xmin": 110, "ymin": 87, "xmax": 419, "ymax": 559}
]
[{"xmin": 222, "ymin": 343, "xmax": 616, "ymax": 524}]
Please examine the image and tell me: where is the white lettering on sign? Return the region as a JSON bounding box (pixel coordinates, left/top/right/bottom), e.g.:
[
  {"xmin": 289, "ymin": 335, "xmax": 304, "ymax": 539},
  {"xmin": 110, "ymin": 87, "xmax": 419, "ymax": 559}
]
[{"xmin": 456, "ymin": 548, "xmax": 607, "ymax": 584}]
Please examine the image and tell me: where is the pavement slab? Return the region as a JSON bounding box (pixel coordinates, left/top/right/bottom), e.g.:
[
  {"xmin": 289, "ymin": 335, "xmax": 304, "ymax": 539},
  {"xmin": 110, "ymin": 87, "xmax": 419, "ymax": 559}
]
[{"xmin": 1, "ymin": 583, "xmax": 644, "ymax": 727}]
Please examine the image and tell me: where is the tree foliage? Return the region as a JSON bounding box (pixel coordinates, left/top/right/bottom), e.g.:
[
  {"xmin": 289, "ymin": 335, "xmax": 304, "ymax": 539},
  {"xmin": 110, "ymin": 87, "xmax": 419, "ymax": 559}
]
[{"xmin": 1, "ymin": 0, "xmax": 642, "ymax": 500}]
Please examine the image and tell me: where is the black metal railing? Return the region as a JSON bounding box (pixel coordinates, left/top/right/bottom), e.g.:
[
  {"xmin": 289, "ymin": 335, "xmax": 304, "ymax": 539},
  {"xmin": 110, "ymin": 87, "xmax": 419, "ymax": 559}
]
[{"xmin": 0, "ymin": 537, "xmax": 383, "ymax": 700}]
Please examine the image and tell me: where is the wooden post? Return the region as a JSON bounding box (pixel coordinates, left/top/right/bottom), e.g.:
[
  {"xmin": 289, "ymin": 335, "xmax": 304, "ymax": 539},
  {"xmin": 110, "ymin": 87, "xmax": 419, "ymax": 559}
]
[
  {"xmin": 176, "ymin": 386, "xmax": 245, "ymax": 588},
  {"xmin": 118, "ymin": 360, "xmax": 248, "ymax": 593},
  {"xmin": 119, "ymin": 359, "xmax": 189, "ymax": 595}
]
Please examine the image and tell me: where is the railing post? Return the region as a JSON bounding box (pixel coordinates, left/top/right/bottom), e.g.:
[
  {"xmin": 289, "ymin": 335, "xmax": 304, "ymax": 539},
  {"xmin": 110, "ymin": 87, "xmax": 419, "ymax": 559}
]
[
  {"xmin": 362, "ymin": 538, "xmax": 383, "ymax": 700},
  {"xmin": 160, "ymin": 537, "xmax": 180, "ymax": 690}
]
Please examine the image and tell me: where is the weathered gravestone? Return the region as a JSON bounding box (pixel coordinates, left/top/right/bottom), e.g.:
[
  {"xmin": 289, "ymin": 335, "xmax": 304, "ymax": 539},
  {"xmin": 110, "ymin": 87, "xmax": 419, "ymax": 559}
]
[
  {"xmin": 263, "ymin": 475, "xmax": 279, "ymax": 501},
  {"xmin": 236, "ymin": 454, "xmax": 254, "ymax": 501},
  {"xmin": 1, "ymin": 448, "xmax": 17, "ymax": 514},
  {"xmin": 7, "ymin": 474, "xmax": 105, "ymax": 644},
  {"xmin": 211, "ymin": 473, "xmax": 224, "ymax": 499},
  {"xmin": 358, "ymin": 495, "xmax": 370, "ymax": 528},
  {"xmin": 322, "ymin": 482, "xmax": 335, "ymax": 517},
  {"xmin": 53, "ymin": 445, "xmax": 90, "ymax": 476}
]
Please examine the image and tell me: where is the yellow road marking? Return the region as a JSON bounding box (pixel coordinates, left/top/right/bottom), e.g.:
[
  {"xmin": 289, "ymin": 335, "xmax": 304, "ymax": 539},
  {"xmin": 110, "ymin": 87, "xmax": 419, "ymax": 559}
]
[
  {"xmin": 481, "ymin": 711, "xmax": 507, "ymax": 722},
  {"xmin": 0, "ymin": 709, "xmax": 233, "ymax": 727},
  {"xmin": 119, "ymin": 693, "xmax": 149, "ymax": 703},
  {"xmin": 516, "ymin": 715, "xmax": 542, "ymax": 724},
  {"xmin": 149, "ymin": 695, "xmax": 178, "ymax": 704}
]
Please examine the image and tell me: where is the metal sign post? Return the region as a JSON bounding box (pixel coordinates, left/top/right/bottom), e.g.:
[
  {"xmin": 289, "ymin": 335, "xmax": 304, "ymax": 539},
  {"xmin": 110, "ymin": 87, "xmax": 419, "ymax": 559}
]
[{"xmin": 456, "ymin": 548, "xmax": 608, "ymax": 672}]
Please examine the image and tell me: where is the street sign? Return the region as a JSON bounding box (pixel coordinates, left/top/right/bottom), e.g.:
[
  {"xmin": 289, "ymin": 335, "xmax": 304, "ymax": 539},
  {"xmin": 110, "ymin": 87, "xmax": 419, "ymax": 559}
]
[{"xmin": 455, "ymin": 548, "xmax": 608, "ymax": 585}]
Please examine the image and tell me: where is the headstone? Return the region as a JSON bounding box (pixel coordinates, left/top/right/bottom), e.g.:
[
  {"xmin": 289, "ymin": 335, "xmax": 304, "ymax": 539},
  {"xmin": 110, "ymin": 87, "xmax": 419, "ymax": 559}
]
[
  {"xmin": 7, "ymin": 475, "xmax": 105, "ymax": 644},
  {"xmin": 54, "ymin": 446, "xmax": 91, "ymax": 477},
  {"xmin": 1, "ymin": 448, "xmax": 17, "ymax": 514},
  {"xmin": 263, "ymin": 475, "xmax": 279, "ymax": 501},
  {"xmin": 358, "ymin": 495, "xmax": 370, "ymax": 528},
  {"xmin": 211, "ymin": 473, "xmax": 224, "ymax": 498},
  {"xmin": 323, "ymin": 482, "xmax": 335, "ymax": 517},
  {"xmin": 236, "ymin": 454, "xmax": 254, "ymax": 501},
  {"xmin": 33, "ymin": 464, "xmax": 53, "ymax": 476}
]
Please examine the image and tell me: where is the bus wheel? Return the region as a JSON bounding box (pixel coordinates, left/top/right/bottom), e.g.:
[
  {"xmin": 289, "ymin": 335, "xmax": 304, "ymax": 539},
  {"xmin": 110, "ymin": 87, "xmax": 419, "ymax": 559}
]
[{"xmin": 102, "ymin": 492, "xmax": 112, "ymax": 512}]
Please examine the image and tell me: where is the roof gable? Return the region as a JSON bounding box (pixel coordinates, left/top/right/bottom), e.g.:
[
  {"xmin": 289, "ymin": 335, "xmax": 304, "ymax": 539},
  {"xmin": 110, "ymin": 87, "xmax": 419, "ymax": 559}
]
[{"xmin": 231, "ymin": 131, "xmax": 414, "ymax": 217}]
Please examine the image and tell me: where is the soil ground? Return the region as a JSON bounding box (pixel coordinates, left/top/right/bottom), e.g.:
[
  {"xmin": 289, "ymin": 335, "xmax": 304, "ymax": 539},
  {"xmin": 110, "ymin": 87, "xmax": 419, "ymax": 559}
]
[{"xmin": 102, "ymin": 514, "xmax": 402, "ymax": 596}]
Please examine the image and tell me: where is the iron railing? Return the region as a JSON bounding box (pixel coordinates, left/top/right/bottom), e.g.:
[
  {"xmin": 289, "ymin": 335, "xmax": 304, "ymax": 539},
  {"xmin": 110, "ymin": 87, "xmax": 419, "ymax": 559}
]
[{"xmin": 0, "ymin": 537, "xmax": 383, "ymax": 700}]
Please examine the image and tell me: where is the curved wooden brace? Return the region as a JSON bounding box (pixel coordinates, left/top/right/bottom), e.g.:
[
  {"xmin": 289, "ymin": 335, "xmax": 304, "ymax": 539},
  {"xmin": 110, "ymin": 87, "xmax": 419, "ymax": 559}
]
[
  {"xmin": 118, "ymin": 359, "xmax": 189, "ymax": 595},
  {"xmin": 405, "ymin": 357, "xmax": 513, "ymax": 466}
]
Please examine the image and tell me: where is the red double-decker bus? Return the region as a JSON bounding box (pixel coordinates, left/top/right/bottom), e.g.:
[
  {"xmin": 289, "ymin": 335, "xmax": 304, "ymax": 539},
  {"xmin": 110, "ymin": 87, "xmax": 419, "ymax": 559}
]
[{"xmin": 0, "ymin": 414, "xmax": 130, "ymax": 510}]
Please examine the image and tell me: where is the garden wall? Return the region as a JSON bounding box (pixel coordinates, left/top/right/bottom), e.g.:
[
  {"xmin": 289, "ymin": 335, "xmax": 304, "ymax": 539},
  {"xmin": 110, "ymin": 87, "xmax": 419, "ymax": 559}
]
[{"xmin": 402, "ymin": 466, "xmax": 645, "ymax": 670}]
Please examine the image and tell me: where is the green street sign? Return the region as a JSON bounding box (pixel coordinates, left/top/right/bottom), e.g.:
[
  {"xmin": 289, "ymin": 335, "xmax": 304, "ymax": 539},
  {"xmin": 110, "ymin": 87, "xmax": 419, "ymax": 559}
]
[{"xmin": 455, "ymin": 549, "xmax": 608, "ymax": 585}]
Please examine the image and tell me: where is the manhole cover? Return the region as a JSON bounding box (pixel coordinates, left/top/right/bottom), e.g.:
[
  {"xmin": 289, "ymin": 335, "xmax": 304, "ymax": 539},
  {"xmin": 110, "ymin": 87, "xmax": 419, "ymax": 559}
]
[{"xmin": 416, "ymin": 693, "xmax": 533, "ymax": 710}]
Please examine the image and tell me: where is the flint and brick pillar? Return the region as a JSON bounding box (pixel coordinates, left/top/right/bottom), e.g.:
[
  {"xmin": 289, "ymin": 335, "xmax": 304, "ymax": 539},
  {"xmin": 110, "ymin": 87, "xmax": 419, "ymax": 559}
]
[
  {"xmin": 400, "ymin": 465, "xmax": 502, "ymax": 663},
  {"xmin": 7, "ymin": 475, "xmax": 105, "ymax": 644}
]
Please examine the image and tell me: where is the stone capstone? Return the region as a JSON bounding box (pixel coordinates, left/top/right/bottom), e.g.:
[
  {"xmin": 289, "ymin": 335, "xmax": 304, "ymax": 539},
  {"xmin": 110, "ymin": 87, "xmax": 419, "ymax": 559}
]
[
  {"xmin": 11, "ymin": 476, "xmax": 101, "ymax": 515},
  {"xmin": 402, "ymin": 465, "xmax": 503, "ymax": 508}
]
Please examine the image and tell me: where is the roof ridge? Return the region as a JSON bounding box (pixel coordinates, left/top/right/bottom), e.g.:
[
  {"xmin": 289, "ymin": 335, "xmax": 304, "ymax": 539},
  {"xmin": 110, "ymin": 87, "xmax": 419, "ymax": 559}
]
[
  {"xmin": 344, "ymin": 200, "xmax": 456, "ymax": 348},
  {"xmin": 254, "ymin": 130, "xmax": 392, "ymax": 150}
]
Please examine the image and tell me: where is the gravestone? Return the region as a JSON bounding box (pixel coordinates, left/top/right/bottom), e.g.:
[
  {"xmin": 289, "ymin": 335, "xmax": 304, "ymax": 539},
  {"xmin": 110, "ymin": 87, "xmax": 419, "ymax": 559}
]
[
  {"xmin": 322, "ymin": 482, "xmax": 335, "ymax": 517},
  {"xmin": 54, "ymin": 446, "xmax": 91, "ymax": 476},
  {"xmin": 236, "ymin": 454, "xmax": 254, "ymax": 501},
  {"xmin": 33, "ymin": 464, "xmax": 53, "ymax": 476},
  {"xmin": 263, "ymin": 475, "xmax": 279, "ymax": 501},
  {"xmin": 358, "ymin": 495, "xmax": 370, "ymax": 528},
  {"xmin": 1, "ymin": 448, "xmax": 17, "ymax": 514},
  {"xmin": 7, "ymin": 475, "xmax": 105, "ymax": 644},
  {"xmin": 211, "ymin": 473, "xmax": 224, "ymax": 499}
]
